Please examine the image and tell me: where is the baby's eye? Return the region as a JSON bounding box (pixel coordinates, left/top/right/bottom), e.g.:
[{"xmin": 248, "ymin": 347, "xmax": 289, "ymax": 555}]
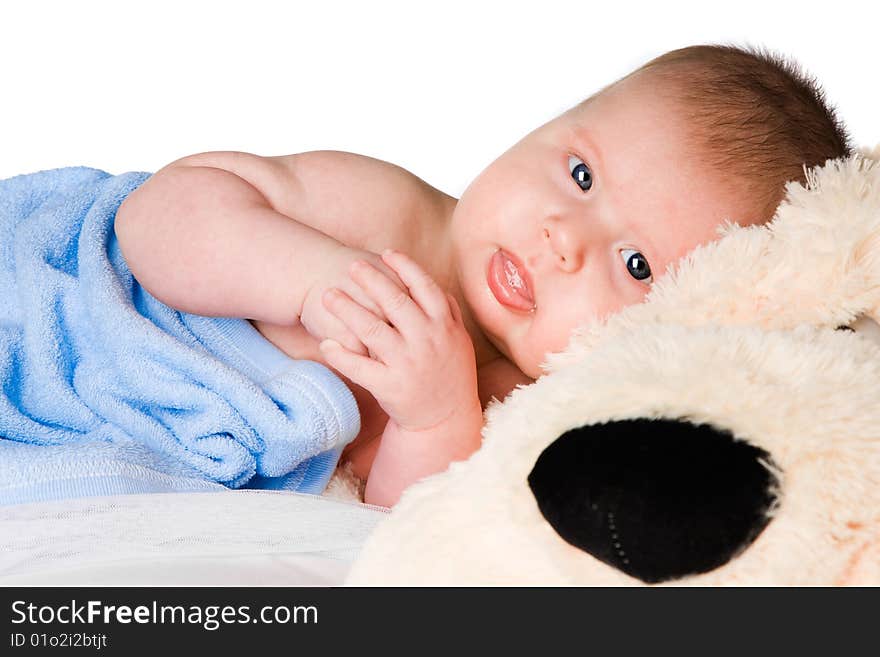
[
  {"xmin": 620, "ymin": 248, "xmax": 653, "ymax": 284},
  {"xmin": 568, "ymin": 155, "xmax": 593, "ymax": 192}
]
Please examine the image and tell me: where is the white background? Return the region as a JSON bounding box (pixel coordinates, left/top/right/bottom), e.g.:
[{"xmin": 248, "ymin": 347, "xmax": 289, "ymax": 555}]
[{"xmin": 1, "ymin": 0, "xmax": 877, "ymax": 197}]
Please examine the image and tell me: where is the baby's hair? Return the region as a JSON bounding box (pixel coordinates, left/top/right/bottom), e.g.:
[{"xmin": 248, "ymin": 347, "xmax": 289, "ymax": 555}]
[{"xmin": 603, "ymin": 44, "xmax": 854, "ymax": 223}]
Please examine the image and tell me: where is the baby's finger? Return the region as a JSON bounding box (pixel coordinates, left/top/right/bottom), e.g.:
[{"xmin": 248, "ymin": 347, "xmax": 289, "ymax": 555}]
[
  {"xmin": 381, "ymin": 249, "xmax": 449, "ymax": 320},
  {"xmin": 318, "ymin": 339, "xmax": 384, "ymax": 393},
  {"xmin": 447, "ymin": 293, "xmax": 462, "ymax": 324},
  {"xmin": 323, "ymin": 287, "xmax": 402, "ymax": 361},
  {"xmin": 301, "ymin": 300, "xmax": 368, "ymax": 356},
  {"xmin": 327, "ymin": 318, "xmax": 370, "ymax": 356},
  {"xmin": 349, "ymin": 259, "xmax": 424, "ymax": 333}
]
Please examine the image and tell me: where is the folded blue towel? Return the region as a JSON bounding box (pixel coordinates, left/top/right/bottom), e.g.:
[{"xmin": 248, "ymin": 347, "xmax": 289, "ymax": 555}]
[{"xmin": 0, "ymin": 166, "xmax": 360, "ymax": 504}]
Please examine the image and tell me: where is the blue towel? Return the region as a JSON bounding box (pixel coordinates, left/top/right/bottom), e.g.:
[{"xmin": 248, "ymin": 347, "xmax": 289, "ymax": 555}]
[{"xmin": 0, "ymin": 166, "xmax": 361, "ymax": 504}]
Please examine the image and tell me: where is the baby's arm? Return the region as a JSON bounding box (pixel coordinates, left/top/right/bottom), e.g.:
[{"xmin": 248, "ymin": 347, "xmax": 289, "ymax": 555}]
[
  {"xmin": 364, "ymin": 402, "xmax": 484, "ymax": 508},
  {"xmin": 115, "ymin": 159, "xmax": 343, "ymax": 326},
  {"xmin": 115, "ymin": 150, "xmax": 447, "ymax": 330},
  {"xmin": 318, "ymin": 250, "xmax": 485, "ymax": 508}
]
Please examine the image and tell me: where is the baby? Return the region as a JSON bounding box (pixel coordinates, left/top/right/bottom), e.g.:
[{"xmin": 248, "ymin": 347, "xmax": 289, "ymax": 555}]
[{"xmin": 114, "ymin": 44, "xmax": 852, "ymax": 507}]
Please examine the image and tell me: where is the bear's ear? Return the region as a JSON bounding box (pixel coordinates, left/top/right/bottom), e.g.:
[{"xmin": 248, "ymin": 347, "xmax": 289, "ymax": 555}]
[{"xmin": 527, "ymin": 418, "xmax": 778, "ymax": 584}]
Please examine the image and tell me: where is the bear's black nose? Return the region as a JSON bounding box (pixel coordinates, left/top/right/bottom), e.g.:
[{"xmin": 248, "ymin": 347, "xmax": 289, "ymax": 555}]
[{"xmin": 527, "ymin": 418, "xmax": 778, "ymax": 584}]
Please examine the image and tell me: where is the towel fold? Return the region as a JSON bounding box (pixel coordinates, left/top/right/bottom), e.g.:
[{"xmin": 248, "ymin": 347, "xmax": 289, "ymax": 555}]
[{"xmin": 0, "ymin": 166, "xmax": 360, "ymax": 503}]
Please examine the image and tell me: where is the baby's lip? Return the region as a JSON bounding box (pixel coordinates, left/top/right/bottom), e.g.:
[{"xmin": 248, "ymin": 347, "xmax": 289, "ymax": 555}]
[{"xmin": 487, "ymin": 248, "xmax": 536, "ymax": 311}]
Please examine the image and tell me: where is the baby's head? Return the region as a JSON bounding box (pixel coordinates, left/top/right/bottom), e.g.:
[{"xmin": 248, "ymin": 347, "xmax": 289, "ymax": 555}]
[{"xmin": 450, "ymin": 44, "xmax": 852, "ymax": 378}]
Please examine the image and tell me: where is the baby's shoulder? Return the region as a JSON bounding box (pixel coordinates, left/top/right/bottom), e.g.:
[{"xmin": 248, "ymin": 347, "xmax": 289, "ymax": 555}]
[{"xmin": 270, "ymin": 150, "xmax": 455, "ymax": 252}]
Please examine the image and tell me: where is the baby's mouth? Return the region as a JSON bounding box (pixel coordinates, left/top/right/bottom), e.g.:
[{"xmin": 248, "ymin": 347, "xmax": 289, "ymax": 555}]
[{"xmin": 487, "ymin": 249, "xmax": 536, "ymax": 312}]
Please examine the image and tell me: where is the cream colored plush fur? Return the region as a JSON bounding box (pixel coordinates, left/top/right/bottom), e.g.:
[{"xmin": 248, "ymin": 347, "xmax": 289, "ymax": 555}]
[
  {"xmin": 323, "ymin": 460, "xmax": 365, "ymax": 502},
  {"xmin": 346, "ymin": 147, "xmax": 880, "ymax": 586}
]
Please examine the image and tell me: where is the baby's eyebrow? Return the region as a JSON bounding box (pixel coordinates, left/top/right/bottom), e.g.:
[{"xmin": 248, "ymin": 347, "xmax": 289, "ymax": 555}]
[
  {"xmin": 637, "ymin": 229, "xmax": 663, "ymax": 274},
  {"xmin": 615, "ymin": 206, "xmax": 664, "ymax": 275},
  {"xmin": 570, "ymin": 125, "xmax": 606, "ymax": 174}
]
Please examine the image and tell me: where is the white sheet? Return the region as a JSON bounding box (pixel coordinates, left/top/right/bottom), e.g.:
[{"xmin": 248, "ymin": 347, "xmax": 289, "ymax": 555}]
[{"xmin": 0, "ymin": 490, "xmax": 388, "ymax": 586}]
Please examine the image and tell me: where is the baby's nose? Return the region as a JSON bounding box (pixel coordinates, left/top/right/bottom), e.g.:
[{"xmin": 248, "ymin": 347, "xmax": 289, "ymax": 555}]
[{"xmin": 542, "ymin": 222, "xmax": 584, "ymax": 273}]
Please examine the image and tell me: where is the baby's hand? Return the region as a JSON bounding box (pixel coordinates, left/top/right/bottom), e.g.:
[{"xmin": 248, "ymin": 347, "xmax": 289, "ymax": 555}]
[
  {"xmin": 299, "ymin": 245, "xmax": 407, "ymax": 357},
  {"xmin": 318, "ymin": 249, "xmax": 479, "ymax": 432}
]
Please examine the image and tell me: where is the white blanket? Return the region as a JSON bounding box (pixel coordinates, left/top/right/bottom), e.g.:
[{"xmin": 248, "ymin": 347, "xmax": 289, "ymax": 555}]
[{"xmin": 0, "ymin": 490, "xmax": 388, "ymax": 585}]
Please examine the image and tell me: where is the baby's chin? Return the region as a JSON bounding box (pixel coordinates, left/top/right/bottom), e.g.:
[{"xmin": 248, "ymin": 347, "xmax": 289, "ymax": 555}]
[
  {"xmin": 517, "ymin": 359, "xmax": 544, "ymax": 380},
  {"xmin": 482, "ymin": 328, "xmax": 510, "ymax": 360},
  {"xmin": 493, "ymin": 337, "xmax": 543, "ymax": 378},
  {"xmin": 471, "ymin": 312, "xmax": 534, "ymax": 374}
]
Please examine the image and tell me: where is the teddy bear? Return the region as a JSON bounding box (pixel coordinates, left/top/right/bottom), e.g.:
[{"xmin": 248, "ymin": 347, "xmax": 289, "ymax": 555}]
[{"xmin": 344, "ymin": 147, "xmax": 880, "ymax": 585}]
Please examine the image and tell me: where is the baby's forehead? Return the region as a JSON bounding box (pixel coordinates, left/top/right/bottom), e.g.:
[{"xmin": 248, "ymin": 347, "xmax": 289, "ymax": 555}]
[
  {"xmin": 589, "ymin": 68, "xmax": 681, "ymax": 105},
  {"xmin": 569, "ymin": 106, "xmax": 701, "ymax": 181},
  {"xmin": 573, "ymin": 78, "xmax": 697, "ymax": 148},
  {"xmin": 562, "ymin": 122, "xmax": 749, "ymax": 270}
]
